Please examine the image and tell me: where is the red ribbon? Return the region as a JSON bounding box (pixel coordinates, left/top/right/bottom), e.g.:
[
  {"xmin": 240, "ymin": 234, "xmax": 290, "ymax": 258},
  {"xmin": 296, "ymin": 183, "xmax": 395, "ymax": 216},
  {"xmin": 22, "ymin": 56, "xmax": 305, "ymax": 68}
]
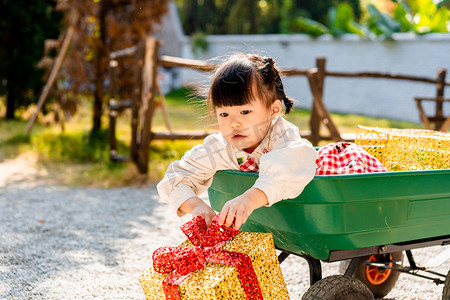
[{"xmin": 152, "ymin": 214, "xmax": 263, "ymax": 300}]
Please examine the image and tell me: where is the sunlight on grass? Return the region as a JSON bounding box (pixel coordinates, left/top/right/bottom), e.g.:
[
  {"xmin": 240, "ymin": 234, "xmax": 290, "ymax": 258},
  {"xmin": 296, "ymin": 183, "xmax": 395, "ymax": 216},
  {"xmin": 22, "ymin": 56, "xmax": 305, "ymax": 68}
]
[
  {"xmin": 0, "ymin": 120, "xmax": 34, "ymax": 161},
  {"xmin": 0, "ymin": 87, "xmax": 425, "ymax": 187}
]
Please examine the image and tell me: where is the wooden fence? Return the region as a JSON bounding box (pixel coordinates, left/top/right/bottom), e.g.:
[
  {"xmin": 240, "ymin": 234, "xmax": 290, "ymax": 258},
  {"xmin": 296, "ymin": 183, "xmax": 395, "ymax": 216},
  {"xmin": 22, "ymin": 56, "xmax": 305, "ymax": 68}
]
[
  {"xmin": 108, "ymin": 37, "xmax": 450, "ymax": 174},
  {"xmin": 302, "ymin": 58, "xmax": 450, "ymax": 144},
  {"xmin": 108, "ymin": 38, "xmax": 215, "ymax": 174}
]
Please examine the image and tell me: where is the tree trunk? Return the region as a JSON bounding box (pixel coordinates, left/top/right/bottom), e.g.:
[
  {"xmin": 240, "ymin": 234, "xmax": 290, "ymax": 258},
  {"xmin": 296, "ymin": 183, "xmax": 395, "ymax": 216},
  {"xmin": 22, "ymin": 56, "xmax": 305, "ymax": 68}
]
[
  {"xmin": 5, "ymin": 84, "xmax": 17, "ymax": 120},
  {"xmin": 185, "ymin": 1, "xmax": 198, "ymax": 35},
  {"xmin": 92, "ymin": 0, "xmax": 110, "ymax": 132},
  {"xmin": 93, "ymin": 73, "xmax": 104, "ymax": 131}
]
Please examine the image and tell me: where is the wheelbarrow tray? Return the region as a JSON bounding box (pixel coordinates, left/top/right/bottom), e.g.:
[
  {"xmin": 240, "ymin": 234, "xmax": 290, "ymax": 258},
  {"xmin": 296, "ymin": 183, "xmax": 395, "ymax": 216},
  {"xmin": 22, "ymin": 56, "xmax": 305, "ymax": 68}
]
[{"xmin": 208, "ymin": 169, "xmax": 450, "ymax": 261}]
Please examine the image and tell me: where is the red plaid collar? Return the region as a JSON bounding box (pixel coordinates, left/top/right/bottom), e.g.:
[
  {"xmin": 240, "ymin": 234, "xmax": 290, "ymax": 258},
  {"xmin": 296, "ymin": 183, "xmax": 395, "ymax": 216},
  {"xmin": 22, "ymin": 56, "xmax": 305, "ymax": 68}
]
[
  {"xmin": 238, "ymin": 149, "xmax": 268, "ymax": 172},
  {"xmin": 239, "ymin": 157, "xmax": 259, "ymax": 172}
]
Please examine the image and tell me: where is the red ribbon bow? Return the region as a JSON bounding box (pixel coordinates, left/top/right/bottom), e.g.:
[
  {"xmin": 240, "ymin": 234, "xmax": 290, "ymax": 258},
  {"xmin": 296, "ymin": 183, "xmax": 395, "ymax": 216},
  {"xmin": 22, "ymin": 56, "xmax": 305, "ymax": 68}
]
[{"xmin": 152, "ymin": 214, "xmax": 263, "ymax": 300}]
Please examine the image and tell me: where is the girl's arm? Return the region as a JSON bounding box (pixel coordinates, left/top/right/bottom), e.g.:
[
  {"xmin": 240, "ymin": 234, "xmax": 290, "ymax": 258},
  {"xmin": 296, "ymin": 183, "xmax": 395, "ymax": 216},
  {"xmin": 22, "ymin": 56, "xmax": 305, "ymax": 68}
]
[
  {"xmin": 157, "ymin": 133, "xmax": 236, "ymax": 218},
  {"xmin": 253, "ymin": 127, "xmax": 317, "ymax": 207}
]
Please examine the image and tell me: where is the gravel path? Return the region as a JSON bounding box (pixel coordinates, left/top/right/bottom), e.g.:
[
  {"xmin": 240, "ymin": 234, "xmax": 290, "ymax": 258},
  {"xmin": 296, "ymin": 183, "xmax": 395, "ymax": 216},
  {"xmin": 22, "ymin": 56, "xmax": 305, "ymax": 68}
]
[{"xmin": 1, "ymin": 183, "xmax": 449, "ymax": 299}]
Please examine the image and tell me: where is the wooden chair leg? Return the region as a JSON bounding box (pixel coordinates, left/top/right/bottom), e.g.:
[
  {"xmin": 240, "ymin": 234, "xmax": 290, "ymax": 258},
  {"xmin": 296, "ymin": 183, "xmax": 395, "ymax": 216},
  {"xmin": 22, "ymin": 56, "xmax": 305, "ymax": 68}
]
[
  {"xmin": 307, "ymin": 70, "xmax": 342, "ymax": 143},
  {"xmin": 156, "ymin": 81, "xmax": 173, "ymax": 132},
  {"xmin": 415, "ymin": 100, "xmax": 431, "ymax": 130},
  {"xmin": 309, "ymin": 104, "xmax": 321, "ymax": 146},
  {"xmin": 439, "ymin": 116, "xmax": 450, "ymax": 132}
]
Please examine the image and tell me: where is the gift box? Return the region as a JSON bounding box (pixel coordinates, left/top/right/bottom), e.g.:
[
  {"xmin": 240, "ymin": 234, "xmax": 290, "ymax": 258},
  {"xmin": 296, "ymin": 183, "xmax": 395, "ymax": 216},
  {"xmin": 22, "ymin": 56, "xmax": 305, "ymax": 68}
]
[
  {"xmin": 139, "ymin": 215, "xmax": 289, "ymax": 300},
  {"xmin": 355, "ymin": 125, "xmax": 450, "ymax": 171}
]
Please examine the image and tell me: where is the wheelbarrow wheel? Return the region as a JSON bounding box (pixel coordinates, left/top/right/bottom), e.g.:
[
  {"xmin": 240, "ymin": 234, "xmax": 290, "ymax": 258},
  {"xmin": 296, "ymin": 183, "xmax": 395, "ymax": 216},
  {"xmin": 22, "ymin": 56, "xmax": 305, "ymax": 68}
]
[
  {"xmin": 302, "ymin": 275, "xmax": 374, "ymax": 300},
  {"xmin": 443, "ymin": 270, "xmax": 450, "ymax": 300},
  {"xmin": 353, "ymin": 251, "xmax": 403, "ymax": 298}
]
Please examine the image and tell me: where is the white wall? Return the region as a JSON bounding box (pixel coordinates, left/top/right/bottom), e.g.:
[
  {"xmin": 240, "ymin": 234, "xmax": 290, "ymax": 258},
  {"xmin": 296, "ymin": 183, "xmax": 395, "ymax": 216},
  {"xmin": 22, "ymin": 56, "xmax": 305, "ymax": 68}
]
[
  {"xmin": 178, "ymin": 33, "xmax": 450, "ymax": 123},
  {"xmin": 152, "ymin": 2, "xmax": 184, "ymax": 57}
]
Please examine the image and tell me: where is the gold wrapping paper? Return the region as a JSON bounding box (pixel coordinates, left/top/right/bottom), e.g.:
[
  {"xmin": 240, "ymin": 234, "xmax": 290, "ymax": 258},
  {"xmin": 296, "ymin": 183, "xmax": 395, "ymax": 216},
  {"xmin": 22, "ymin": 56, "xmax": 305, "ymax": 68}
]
[
  {"xmin": 139, "ymin": 232, "xmax": 289, "ymax": 300},
  {"xmin": 355, "ymin": 125, "xmax": 450, "ymax": 171}
]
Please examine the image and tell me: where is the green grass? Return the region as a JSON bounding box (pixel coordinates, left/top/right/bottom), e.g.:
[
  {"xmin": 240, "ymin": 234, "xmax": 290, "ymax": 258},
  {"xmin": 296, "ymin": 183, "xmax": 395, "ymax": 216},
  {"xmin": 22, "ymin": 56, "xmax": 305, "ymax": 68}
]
[
  {"xmin": 0, "ymin": 87, "xmax": 424, "ymax": 187},
  {"xmin": 0, "ymin": 119, "xmax": 34, "ymax": 161}
]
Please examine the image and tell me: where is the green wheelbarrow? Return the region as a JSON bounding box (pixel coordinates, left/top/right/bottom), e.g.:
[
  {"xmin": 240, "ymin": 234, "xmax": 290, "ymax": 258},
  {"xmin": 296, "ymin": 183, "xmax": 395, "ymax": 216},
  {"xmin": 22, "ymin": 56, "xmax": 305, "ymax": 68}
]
[{"xmin": 208, "ymin": 169, "xmax": 450, "ymax": 299}]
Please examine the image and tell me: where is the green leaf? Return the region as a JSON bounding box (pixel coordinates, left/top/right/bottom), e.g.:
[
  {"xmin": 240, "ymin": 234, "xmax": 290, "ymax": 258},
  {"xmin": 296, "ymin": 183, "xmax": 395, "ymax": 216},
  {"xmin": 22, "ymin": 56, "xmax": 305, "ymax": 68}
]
[
  {"xmin": 430, "ymin": 6, "xmax": 449, "ymax": 32},
  {"xmin": 328, "ymin": 6, "xmax": 337, "ymax": 26},
  {"xmin": 280, "ymin": 0, "xmax": 294, "ymax": 34},
  {"xmin": 328, "ymin": 3, "xmax": 367, "ymax": 37},
  {"xmin": 191, "ymin": 31, "xmax": 208, "ymax": 56},
  {"xmin": 290, "ymin": 17, "xmax": 329, "ymax": 37},
  {"xmin": 393, "ymin": 3, "xmax": 413, "ymax": 32},
  {"xmin": 334, "ymin": 3, "xmax": 354, "ymax": 30},
  {"xmin": 436, "ymin": 0, "xmax": 450, "ymax": 9},
  {"xmin": 414, "ymin": 13, "xmax": 433, "ymax": 34},
  {"xmin": 416, "ymin": 0, "xmax": 437, "ymax": 17},
  {"xmin": 328, "ymin": 7, "xmax": 338, "ymax": 35},
  {"xmin": 366, "ymin": 4, "xmax": 401, "ymax": 38},
  {"xmin": 348, "ymin": 20, "xmax": 367, "ymax": 36}
]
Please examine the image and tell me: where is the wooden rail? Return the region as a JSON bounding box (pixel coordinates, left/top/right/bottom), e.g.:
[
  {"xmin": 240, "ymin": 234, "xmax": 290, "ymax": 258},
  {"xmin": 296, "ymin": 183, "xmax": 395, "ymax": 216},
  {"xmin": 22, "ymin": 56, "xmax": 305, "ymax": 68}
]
[
  {"xmin": 325, "ymin": 70, "xmax": 450, "ymax": 85},
  {"xmin": 109, "ymin": 45, "xmax": 138, "ymax": 60},
  {"xmin": 160, "ymin": 55, "xmax": 216, "ymax": 72}
]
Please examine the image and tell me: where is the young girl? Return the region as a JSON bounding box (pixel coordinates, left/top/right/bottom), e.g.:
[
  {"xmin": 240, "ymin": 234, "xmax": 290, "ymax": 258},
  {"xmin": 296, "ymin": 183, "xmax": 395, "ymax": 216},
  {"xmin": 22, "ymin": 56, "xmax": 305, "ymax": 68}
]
[{"xmin": 157, "ymin": 54, "xmax": 317, "ymax": 230}]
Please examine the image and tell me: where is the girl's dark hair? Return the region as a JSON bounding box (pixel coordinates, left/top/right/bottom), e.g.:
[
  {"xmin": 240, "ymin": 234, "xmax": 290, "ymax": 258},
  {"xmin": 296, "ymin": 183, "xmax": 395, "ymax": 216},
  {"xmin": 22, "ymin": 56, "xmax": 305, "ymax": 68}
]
[{"xmin": 208, "ymin": 54, "xmax": 294, "ymax": 114}]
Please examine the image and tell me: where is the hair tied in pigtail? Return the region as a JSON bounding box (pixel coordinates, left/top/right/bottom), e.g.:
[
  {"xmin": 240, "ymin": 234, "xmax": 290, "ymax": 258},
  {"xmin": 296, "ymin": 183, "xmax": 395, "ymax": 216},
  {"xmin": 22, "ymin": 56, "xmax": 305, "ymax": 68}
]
[
  {"xmin": 262, "ymin": 57, "xmax": 274, "ymax": 83},
  {"xmin": 263, "ymin": 57, "xmax": 273, "ymax": 66}
]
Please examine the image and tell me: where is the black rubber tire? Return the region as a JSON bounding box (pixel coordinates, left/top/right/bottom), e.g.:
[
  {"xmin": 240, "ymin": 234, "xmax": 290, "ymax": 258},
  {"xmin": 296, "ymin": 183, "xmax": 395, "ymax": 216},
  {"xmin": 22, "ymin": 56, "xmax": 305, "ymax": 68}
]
[
  {"xmin": 353, "ymin": 252, "xmax": 403, "ymax": 299},
  {"xmin": 302, "ymin": 275, "xmax": 375, "ymax": 300},
  {"xmin": 443, "ymin": 270, "xmax": 450, "ymax": 300}
]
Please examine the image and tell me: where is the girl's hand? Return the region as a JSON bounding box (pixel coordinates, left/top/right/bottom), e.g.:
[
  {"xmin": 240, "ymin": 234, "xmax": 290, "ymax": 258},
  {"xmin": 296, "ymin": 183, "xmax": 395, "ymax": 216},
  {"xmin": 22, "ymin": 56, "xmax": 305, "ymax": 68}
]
[
  {"xmin": 191, "ymin": 205, "xmax": 217, "ymax": 226},
  {"xmin": 179, "ymin": 196, "xmax": 217, "ymax": 226},
  {"xmin": 219, "ymin": 187, "xmax": 268, "ymax": 230},
  {"xmin": 218, "ymin": 194, "xmax": 252, "ymax": 230}
]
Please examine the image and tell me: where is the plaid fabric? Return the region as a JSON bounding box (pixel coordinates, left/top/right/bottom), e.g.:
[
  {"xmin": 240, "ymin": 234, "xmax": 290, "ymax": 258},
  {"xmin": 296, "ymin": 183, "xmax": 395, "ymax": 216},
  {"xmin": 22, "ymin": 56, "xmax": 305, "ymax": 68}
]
[
  {"xmin": 316, "ymin": 142, "xmax": 387, "ymax": 175},
  {"xmin": 239, "ymin": 157, "xmax": 259, "ymax": 172},
  {"xmin": 238, "ymin": 149, "xmax": 267, "ymax": 173}
]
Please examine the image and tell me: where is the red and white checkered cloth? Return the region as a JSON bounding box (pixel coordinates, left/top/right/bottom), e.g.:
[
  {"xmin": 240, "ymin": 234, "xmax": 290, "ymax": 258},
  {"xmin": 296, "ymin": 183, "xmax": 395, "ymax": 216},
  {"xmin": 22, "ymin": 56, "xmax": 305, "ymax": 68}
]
[
  {"xmin": 239, "ymin": 157, "xmax": 259, "ymax": 172},
  {"xmin": 315, "ymin": 142, "xmax": 387, "ymax": 175}
]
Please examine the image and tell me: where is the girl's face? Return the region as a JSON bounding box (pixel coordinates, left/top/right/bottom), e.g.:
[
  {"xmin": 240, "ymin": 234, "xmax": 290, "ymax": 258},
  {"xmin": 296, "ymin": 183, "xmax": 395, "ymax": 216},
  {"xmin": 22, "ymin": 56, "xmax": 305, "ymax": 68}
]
[{"xmin": 215, "ymin": 99, "xmax": 281, "ymax": 150}]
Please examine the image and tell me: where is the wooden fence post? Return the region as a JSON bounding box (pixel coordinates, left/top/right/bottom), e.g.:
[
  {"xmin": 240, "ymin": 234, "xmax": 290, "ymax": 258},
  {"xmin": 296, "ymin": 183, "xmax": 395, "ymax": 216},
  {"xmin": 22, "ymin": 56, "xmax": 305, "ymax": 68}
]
[
  {"xmin": 435, "ymin": 68, "xmax": 447, "ymax": 130},
  {"xmin": 309, "ymin": 57, "xmax": 327, "ymax": 145},
  {"xmin": 130, "ymin": 41, "xmax": 145, "ymax": 165},
  {"xmin": 307, "ymin": 68, "xmax": 342, "ymax": 143},
  {"xmin": 136, "ymin": 37, "xmax": 160, "ymax": 174}
]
